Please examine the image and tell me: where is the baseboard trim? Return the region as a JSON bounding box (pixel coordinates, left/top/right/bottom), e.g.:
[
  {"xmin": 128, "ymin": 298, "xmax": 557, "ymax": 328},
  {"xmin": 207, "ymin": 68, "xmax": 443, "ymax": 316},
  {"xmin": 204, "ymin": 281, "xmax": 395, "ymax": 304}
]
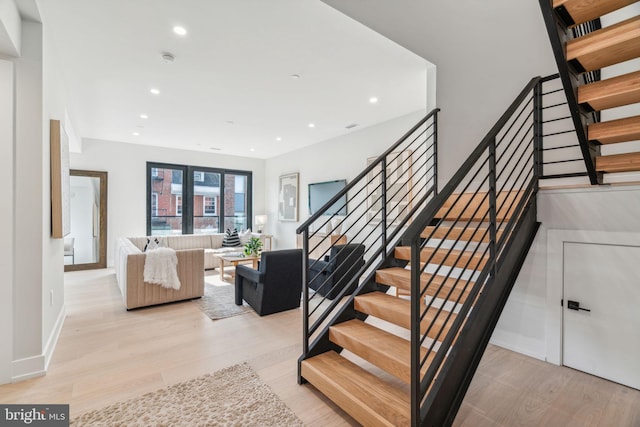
[
  {"xmin": 12, "ymin": 355, "xmax": 45, "ymax": 383},
  {"xmin": 44, "ymin": 304, "xmax": 66, "ymax": 370},
  {"xmin": 12, "ymin": 304, "xmax": 66, "ymax": 383}
]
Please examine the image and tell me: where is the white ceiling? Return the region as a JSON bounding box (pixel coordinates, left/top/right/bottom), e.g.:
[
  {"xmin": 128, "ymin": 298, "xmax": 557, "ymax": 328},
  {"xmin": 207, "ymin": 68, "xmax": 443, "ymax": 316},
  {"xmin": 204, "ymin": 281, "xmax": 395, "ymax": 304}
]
[{"xmin": 38, "ymin": 0, "xmax": 429, "ymax": 159}]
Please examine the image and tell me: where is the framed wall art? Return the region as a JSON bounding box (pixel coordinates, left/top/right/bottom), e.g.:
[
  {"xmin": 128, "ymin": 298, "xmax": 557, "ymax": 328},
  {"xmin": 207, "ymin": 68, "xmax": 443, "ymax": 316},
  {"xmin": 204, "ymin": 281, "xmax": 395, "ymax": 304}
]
[
  {"xmin": 366, "ymin": 150, "xmax": 413, "ymax": 225},
  {"xmin": 278, "ymin": 172, "xmax": 299, "ymax": 221},
  {"xmin": 50, "ymin": 119, "xmax": 71, "ymax": 238}
]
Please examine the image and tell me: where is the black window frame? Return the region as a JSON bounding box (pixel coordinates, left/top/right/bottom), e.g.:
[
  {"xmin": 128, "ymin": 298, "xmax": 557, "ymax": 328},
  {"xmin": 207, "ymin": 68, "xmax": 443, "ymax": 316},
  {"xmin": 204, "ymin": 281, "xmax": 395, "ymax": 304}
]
[{"xmin": 146, "ymin": 162, "xmax": 253, "ymax": 235}]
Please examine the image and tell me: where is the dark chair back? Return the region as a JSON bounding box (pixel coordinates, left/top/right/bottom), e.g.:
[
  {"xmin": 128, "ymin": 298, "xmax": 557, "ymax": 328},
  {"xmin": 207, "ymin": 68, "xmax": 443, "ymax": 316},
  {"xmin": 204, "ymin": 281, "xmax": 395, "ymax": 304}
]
[{"xmin": 235, "ymin": 249, "xmax": 302, "ymax": 316}]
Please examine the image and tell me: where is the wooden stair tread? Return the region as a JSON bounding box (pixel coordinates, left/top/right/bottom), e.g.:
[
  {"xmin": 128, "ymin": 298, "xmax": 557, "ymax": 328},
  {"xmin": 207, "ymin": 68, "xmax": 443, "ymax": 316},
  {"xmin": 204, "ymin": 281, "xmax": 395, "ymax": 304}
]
[
  {"xmin": 553, "ymin": 0, "xmax": 638, "ymax": 27},
  {"xmin": 436, "ymin": 191, "xmax": 523, "ymax": 221},
  {"xmin": 421, "ymin": 225, "xmax": 503, "ymax": 242},
  {"xmin": 355, "ymin": 292, "xmax": 457, "ymax": 341},
  {"xmin": 566, "ymin": 15, "xmax": 640, "ymax": 72},
  {"xmin": 329, "ymin": 319, "xmax": 433, "ymax": 384},
  {"xmin": 589, "ymin": 115, "xmax": 640, "ymax": 145},
  {"xmin": 579, "ymin": 70, "xmax": 640, "ymax": 111},
  {"xmin": 375, "ymin": 267, "xmax": 474, "ymax": 304},
  {"xmin": 596, "ymin": 151, "xmax": 640, "ymax": 173},
  {"xmin": 394, "ymin": 246, "xmax": 488, "ymax": 270},
  {"xmin": 301, "ymin": 351, "xmax": 410, "ymax": 427}
]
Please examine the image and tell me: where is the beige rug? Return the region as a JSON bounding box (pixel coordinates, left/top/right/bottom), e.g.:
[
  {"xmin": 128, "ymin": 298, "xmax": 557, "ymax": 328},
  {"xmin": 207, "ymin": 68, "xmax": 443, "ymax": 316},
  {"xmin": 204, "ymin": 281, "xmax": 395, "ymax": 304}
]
[
  {"xmin": 71, "ymin": 363, "xmax": 304, "ymax": 426},
  {"xmin": 196, "ymin": 275, "xmax": 253, "ymax": 320}
]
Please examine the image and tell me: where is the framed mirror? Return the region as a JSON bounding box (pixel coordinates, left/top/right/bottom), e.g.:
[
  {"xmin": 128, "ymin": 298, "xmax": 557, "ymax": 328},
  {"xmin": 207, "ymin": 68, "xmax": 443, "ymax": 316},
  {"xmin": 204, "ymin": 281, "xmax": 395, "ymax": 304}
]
[{"xmin": 64, "ymin": 170, "xmax": 108, "ymax": 271}]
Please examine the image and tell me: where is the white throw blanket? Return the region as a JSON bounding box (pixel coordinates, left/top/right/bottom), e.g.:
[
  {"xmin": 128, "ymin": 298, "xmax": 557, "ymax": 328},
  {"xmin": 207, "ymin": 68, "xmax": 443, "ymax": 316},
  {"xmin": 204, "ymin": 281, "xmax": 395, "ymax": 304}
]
[{"xmin": 144, "ymin": 247, "xmax": 181, "ymax": 290}]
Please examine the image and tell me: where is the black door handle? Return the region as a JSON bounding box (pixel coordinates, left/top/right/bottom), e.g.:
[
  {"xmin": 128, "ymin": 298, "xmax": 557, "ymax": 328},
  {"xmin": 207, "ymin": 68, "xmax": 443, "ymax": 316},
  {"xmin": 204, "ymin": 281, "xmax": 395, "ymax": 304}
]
[{"xmin": 567, "ymin": 300, "xmax": 590, "ymax": 312}]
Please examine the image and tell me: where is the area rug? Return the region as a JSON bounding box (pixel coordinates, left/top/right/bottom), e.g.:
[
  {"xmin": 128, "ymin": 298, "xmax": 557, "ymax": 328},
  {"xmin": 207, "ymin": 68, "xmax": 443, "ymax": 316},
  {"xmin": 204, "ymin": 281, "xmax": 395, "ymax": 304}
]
[
  {"xmin": 71, "ymin": 363, "xmax": 304, "ymax": 426},
  {"xmin": 195, "ymin": 278, "xmax": 253, "ymax": 320}
]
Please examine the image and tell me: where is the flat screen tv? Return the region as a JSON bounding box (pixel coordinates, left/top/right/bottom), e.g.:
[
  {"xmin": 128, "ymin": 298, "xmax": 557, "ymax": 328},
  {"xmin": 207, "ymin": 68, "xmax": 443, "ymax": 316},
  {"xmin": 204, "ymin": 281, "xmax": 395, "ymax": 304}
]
[{"xmin": 308, "ymin": 179, "xmax": 347, "ymax": 216}]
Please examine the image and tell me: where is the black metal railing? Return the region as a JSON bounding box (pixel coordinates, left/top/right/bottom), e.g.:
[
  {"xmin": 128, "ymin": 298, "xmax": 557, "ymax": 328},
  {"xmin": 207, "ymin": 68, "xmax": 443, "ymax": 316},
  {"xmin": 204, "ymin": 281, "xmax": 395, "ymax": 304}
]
[
  {"xmin": 538, "ymin": 74, "xmax": 589, "ymax": 180},
  {"xmin": 401, "ymin": 77, "xmax": 542, "ymax": 425},
  {"xmin": 296, "ymin": 109, "xmax": 439, "ymax": 366},
  {"xmin": 538, "ymin": 0, "xmax": 602, "ymax": 184}
]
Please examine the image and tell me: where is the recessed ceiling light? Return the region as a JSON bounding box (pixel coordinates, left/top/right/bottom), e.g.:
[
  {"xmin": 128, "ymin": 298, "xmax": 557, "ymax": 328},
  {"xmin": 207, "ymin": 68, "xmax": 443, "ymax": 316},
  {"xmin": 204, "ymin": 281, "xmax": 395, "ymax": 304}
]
[
  {"xmin": 150, "ymin": 88, "xmax": 160, "ymax": 95},
  {"xmin": 250, "ymin": 148, "xmax": 255, "ymax": 152},
  {"xmin": 276, "ymin": 137, "xmax": 282, "ymax": 141},
  {"xmin": 140, "ymin": 114, "xmax": 148, "ymax": 119},
  {"xmin": 173, "ymin": 26, "xmax": 187, "ymax": 36},
  {"xmin": 369, "ymin": 97, "xmax": 379, "ymax": 104},
  {"xmin": 308, "ymin": 123, "xmax": 315, "ymax": 128},
  {"xmin": 132, "ymin": 132, "xmax": 140, "ymax": 136}
]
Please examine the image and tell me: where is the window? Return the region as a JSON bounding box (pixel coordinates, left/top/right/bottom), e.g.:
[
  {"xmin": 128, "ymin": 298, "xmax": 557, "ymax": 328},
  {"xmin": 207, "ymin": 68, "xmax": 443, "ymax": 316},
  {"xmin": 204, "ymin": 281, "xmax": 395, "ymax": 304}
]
[
  {"xmin": 147, "ymin": 162, "xmax": 252, "ymax": 235},
  {"xmin": 175, "ymin": 195, "xmax": 182, "ymax": 216},
  {"xmin": 151, "ymin": 192, "xmax": 159, "ymax": 216},
  {"xmin": 203, "ymin": 196, "xmax": 217, "ymax": 216}
]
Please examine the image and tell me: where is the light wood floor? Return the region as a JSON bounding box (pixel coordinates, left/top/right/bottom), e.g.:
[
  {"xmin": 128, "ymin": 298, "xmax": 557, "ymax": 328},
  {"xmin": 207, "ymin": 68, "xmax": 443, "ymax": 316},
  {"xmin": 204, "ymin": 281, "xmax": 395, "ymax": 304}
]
[{"xmin": 0, "ymin": 269, "xmax": 638, "ymax": 426}]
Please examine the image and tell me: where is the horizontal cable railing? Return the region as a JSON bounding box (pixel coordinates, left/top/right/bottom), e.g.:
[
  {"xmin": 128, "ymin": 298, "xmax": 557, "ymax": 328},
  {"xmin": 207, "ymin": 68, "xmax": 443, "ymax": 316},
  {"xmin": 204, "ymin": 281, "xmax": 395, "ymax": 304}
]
[
  {"xmin": 296, "ymin": 109, "xmax": 439, "ymax": 362},
  {"xmin": 400, "ymin": 78, "xmax": 541, "ymax": 424},
  {"xmin": 538, "ymin": 74, "xmax": 588, "ymax": 180}
]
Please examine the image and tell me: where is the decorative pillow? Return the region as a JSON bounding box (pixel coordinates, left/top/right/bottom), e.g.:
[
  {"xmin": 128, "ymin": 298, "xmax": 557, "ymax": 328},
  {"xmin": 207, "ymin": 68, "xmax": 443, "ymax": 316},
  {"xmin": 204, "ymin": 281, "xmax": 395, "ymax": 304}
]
[
  {"xmin": 222, "ymin": 228, "xmax": 241, "ymax": 247},
  {"xmin": 143, "ymin": 237, "xmax": 162, "ymax": 252},
  {"xmin": 238, "ymin": 229, "xmax": 252, "ymax": 245}
]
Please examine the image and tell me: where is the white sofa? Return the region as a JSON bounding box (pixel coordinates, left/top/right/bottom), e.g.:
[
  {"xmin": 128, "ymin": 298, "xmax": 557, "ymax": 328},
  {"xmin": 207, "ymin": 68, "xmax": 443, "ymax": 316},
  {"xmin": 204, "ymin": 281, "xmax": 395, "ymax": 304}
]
[{"xmin": 114, "ymin": 233, "xmax": 265, "ymax": 309}]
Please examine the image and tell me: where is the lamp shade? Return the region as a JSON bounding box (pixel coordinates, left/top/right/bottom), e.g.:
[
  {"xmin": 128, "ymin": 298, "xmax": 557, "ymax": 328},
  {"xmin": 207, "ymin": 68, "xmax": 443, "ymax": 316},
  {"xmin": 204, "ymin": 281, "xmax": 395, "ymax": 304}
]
[{"xmin": 254, "ymin": 215, "xmax": 267, "ymax": 233}]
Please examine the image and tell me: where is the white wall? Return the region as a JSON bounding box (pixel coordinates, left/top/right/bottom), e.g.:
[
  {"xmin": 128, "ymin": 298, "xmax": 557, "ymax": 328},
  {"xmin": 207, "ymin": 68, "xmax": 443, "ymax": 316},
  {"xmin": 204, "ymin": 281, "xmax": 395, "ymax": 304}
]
[
  {"xmin": 13, "ymin": 20, "xmax": 44, "ymax": 378},
  {"xmin": 70, "ymin": 139, "xmax": 267, "ymax": 266},
  {"xmin": 320, "ymin": 0, "xmax": 557, "ymax": 185},
  {"xmin": 0, "ymin": 0, "xmax": 21, "ymax": 56},
  {"xmin": 491, "ymin": 185, "xmax": 640, "ymax": 361},
  {"xmin": 265, "ymin": 110, "xmax": 425, "ymax": 249},
  {"xmin": 0, "ymin": 58, "xmax": 15, "ymax": 384}
]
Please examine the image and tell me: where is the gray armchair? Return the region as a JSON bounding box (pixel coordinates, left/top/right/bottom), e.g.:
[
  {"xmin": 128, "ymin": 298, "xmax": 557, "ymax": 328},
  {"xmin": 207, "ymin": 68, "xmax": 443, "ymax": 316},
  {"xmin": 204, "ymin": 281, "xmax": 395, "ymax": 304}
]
[
  {"xmin": 235, "ymin": 249, "xmax": 303, "ymax": 316},
  {"xmin": 309, "ymin": 243, "xmax": 365, "ymax": 300}
]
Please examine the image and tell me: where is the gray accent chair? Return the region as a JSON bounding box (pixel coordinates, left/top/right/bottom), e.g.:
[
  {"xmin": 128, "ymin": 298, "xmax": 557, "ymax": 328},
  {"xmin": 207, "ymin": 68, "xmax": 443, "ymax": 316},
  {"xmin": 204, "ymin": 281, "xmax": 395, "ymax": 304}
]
[{"xmin": 308, "ymin": 243, "xmax": 365, "ymax": 300}]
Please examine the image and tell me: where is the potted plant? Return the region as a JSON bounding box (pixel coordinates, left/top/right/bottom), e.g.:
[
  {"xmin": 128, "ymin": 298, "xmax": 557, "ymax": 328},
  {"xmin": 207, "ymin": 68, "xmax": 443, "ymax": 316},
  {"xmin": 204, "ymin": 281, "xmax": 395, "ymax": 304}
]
[{"xmin": 243, "ymin": 237, "xmax": 263, "ymax": 258}]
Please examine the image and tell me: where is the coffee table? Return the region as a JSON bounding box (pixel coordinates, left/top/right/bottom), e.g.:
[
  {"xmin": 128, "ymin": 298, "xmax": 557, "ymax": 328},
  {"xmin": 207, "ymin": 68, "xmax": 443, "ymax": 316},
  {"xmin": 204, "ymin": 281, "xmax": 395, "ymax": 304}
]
[{"xmin": 216, "ymin": 253, "xmax": 259, "ymax": 283}]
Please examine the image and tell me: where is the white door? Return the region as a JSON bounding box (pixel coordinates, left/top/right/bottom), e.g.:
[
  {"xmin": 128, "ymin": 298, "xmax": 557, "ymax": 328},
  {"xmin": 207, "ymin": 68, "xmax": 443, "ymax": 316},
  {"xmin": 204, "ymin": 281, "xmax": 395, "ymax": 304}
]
[{"xmin": 563, "ymin": 242, "xmax": 640, "ymax": 390}]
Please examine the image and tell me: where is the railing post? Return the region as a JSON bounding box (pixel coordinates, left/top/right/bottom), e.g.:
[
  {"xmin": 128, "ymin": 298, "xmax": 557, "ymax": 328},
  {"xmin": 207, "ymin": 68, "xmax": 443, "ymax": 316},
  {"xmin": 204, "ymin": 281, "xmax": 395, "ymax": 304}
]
[
  {"xmin": 381, "ymin": 158, "xmax": 388, "ymax": 251},
  {"xmin": 302, "ymin": 228, "xmax": 310, "ymax": 358},
  {"xmin": 533, "ymin": 81, "xmax": 543, "ymax": 181},
  {"xmin": 433, "ymin": 112, "xmax": 439, "ymax": 195},
  {"xmin": 488, "ymin": 138, "xmax": 498, "ymax": 277},
  {"xmin": 410, "ymin": 237, "xmax": 421, "ymax": 426}
]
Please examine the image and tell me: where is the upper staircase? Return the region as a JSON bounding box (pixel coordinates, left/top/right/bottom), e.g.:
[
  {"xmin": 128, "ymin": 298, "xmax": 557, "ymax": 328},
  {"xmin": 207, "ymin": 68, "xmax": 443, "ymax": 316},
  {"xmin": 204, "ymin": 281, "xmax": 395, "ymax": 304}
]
[{"xmin": 540, "ymin": 0, "xmax": 640, "ymax": 181}]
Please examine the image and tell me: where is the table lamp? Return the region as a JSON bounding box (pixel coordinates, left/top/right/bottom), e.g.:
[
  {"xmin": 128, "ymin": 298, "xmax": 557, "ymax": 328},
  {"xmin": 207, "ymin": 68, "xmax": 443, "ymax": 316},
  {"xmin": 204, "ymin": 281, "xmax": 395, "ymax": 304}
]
[{"xmin": 254, "ymin": 215, "xmax": 267, "ymax": 233}]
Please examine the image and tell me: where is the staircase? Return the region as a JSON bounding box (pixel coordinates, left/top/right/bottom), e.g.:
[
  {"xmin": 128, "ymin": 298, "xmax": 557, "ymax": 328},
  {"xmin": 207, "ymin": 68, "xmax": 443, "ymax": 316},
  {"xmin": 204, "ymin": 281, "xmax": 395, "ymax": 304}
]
[
  {"xmin": 297, "ymin": 77, "xmax": 542, "ymax": 426},
  {"xmin": 539, "ymin": 0, "xmax": 640, "ymax": 182},
  {"xmin": 301, "ymin": 192, "xmax": 516, "ymax": 426},
  {"xmin": 294, "ymin": 2, "xmax": 640, "ymax": 425}
]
